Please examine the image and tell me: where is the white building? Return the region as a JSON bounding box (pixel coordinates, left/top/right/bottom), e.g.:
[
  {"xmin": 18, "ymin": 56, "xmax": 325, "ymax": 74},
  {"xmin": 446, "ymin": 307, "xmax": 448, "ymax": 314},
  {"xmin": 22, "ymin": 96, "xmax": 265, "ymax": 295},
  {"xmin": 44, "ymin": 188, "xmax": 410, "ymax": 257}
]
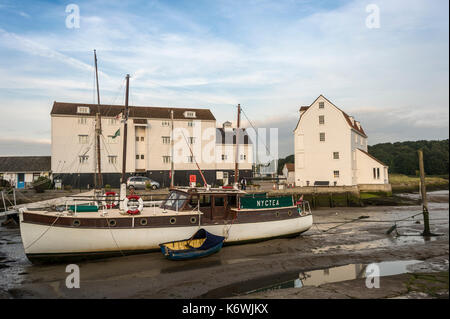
[
  {"xmin": 0, "ymin": 156, "xmax": 51, "ymax": 189},
  {"xmin": 51, "ymin": 102, "xmax": 252, "ymax": 187},
  {"xmin": 294, "ymin": 95, "xmax": 389, "ymax": 187},
  {"xmin": 282, "ymin": 163, "xmax": 295, "ymax": 186}
]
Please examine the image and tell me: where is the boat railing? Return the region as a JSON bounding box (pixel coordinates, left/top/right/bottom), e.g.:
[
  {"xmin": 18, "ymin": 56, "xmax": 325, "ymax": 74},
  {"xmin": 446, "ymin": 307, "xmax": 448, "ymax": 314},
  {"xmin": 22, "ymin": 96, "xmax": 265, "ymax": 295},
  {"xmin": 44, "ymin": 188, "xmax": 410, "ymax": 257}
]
[{"xmin": 300, "ymin": 200, "xmax": 311, "ymax": 216}]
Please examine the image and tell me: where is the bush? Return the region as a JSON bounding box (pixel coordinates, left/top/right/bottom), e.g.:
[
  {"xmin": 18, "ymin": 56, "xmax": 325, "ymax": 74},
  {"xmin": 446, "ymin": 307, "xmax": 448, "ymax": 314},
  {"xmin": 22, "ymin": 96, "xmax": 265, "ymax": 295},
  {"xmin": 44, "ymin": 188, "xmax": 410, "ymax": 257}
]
[
  {"xmin": 145, "ymin": 182, "xmax": 152, "ymax": 190},
  {"xmin": 33, "ymin": 176, "xmax": 52, "ymax": 193},
  {"xmin": 0, "ymin": 179, "xmax": 11, "ymax": 190},
  {"xmin": 104, "ymin": 184, "xmax": 111, "ymax": 191}
]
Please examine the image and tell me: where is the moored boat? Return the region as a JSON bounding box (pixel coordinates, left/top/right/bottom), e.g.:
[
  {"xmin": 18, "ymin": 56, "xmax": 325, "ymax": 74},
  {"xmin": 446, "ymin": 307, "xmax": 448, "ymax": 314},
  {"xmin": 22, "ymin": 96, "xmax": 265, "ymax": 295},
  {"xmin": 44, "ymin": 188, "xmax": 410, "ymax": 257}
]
[
  {"xmin": 19, "ymin": 187, "xmax": 313, "ymax": 262},
  {"xmin": 159, "ymin": 228, "xmax": 225, "ymax": 260}
]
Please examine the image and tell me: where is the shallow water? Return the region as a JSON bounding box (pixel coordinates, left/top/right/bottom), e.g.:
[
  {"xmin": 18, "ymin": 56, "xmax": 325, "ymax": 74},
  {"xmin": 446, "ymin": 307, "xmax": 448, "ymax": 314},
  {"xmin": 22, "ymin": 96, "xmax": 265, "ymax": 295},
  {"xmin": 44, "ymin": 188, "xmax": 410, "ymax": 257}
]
[
  {"xmin": 243, "ymin": 260, "xmax": 422, "ymax": 295},
  {"xmin": 312, "ymin": 236, "xmax": 438, "ymax": 254}
]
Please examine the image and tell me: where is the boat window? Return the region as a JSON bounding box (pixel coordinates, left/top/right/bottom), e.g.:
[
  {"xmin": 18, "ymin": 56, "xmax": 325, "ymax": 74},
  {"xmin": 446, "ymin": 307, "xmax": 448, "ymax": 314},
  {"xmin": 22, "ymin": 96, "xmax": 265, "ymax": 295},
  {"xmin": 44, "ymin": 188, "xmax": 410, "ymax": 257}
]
[
  {"xmin": 214, "ymin": 196, "xmax": 225, "ymax": 207},
  {"xmin": 200, "ymin": 195, "xmax": 211, "ymax": 207},
  {"xmin": 188, "ymin": 195, "xmax": 199, "ymax": 208},
  {"xmin": 228, "ymin": 195, "xmax": 237, "ymax": 207},
  {"xmin": 162, "ymin": 191, "xmax": 188, "ymax": 210}
]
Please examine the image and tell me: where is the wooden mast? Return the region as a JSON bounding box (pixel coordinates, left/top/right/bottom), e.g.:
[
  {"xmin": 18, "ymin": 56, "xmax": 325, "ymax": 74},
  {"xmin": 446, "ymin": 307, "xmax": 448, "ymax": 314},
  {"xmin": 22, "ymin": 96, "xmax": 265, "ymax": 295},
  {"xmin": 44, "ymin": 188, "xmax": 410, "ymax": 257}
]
[
  {"xmin": 94, "ymin": 49, "xmax": 103, "ymax": 188},
  {"xmin": 170, "ymin": 110, "xmax": 174, "ymax": 188},
  {"xmin": 234, "ymin": 104, "xmax": 241, "ymax": 185},
  {"xmin": 121, "ymin": 74, "xmax": 130, "ymax": 183}
]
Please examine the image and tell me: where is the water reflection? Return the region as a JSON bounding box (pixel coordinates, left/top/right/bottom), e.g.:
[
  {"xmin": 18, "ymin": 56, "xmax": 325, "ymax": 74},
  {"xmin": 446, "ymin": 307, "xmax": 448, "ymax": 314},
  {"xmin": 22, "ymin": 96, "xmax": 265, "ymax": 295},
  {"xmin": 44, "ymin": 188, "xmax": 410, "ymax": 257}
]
[{"xmin": 245, "ymin": 260, "xmax": 421, "ymax": 294}]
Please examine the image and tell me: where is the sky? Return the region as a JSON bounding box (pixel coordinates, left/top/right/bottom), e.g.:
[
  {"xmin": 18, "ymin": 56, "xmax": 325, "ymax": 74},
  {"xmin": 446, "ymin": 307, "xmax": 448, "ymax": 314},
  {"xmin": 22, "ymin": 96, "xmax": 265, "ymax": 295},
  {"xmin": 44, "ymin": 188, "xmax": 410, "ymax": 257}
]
[{"xmin": 0, "ymin": 0, "xmax": 448, "ymax": 158}]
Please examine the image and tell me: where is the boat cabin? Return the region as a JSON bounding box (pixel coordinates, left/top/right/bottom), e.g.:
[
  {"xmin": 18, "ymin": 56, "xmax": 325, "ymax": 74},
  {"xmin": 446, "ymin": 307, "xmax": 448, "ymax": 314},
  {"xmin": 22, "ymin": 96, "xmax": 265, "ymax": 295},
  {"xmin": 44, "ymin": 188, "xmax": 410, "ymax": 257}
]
[{"xmin": 160, "ymin": 188, "xmax": 247, "ymax": 221}]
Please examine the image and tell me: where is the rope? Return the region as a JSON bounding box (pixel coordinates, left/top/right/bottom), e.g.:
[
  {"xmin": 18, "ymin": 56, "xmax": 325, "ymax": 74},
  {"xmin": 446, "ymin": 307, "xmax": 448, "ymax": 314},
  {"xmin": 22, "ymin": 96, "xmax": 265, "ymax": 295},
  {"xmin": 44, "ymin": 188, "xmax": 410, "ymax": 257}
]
[
  {"xmin": 240, "ymin": 106, "xmax": 277, "ymax": 165},
  {"xmin": 24, "ymin": 213, "xmax": 61, "ymax": 250},
  {"xmin": 223, "ymin": 211, "xmax": 238, "ymax": 239},
  {"xmin": 104, "ymin": 214, "xmax": 126, "ymax": 257},
  {"xmin": 311, "ymin": 211, "xmax": 446, "ymax": 234}
]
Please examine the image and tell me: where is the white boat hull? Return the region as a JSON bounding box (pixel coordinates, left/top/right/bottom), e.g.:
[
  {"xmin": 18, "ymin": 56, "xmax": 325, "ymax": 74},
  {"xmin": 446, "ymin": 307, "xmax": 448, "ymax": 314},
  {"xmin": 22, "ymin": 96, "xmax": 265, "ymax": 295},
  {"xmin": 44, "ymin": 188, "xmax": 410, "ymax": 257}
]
[{"xmin": 20, "ymin": 214, "xmax": 313, "ymax": 259}]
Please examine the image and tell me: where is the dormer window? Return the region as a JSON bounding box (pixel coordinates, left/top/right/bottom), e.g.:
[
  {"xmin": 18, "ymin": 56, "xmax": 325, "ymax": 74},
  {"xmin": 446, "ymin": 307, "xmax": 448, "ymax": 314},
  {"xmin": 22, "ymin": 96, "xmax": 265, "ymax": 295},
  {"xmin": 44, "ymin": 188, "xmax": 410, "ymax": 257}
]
[
  {"xmin": 77, "ymin": 106, "xmax": 90, "ymax": 114},
  {"xmin": 184, "ymin": 111, "xmax": 196, "ymax": 118}
]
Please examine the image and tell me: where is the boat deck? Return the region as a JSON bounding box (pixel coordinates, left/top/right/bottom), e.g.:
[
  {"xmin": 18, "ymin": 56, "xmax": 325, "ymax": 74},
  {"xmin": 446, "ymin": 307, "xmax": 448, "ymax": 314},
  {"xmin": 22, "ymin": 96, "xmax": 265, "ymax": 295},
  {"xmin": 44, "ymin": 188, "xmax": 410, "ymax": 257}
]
[{"xmin": 21, "ymin": 206, "xmax": 202, "ymax": 218}]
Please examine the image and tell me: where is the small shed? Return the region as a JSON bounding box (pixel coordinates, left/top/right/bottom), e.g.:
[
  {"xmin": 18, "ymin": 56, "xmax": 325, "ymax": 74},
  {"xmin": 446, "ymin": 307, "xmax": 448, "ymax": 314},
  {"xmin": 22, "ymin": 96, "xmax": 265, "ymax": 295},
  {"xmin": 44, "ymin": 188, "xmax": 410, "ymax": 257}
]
[{"xmin": 0, "ymin": 156, "xmax": 51, "ymax": 189}]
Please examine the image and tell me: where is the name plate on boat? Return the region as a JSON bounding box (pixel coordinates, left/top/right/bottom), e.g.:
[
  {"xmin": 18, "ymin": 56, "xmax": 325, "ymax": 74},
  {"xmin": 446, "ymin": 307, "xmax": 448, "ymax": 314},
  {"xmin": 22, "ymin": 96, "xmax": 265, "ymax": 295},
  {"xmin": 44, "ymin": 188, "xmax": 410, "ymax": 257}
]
[{"xmin": 240, "ymin": 196, "xmax": 293, "ymax": 209}]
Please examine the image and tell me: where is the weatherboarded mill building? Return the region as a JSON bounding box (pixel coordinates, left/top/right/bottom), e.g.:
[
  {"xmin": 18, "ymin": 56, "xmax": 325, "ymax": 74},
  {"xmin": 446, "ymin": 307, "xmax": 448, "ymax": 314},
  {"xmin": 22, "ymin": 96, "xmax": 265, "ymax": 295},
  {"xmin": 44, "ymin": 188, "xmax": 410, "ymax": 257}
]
[
  {"xmin": 50, "ymin": 102, "xmax": 253, "ymax": 188},
  {"xmin": 294, "ymin": 95, "xmax": 389, "ymax": 189}
]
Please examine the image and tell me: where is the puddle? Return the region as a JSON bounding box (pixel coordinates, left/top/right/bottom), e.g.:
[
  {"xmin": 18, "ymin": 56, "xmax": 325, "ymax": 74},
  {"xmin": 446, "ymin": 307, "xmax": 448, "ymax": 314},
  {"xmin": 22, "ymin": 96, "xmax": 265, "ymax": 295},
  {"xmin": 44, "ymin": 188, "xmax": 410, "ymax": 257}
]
[
  {"xmin": 312, "ymin": 236, "xmax": 437, "ymax": 254},
  {"xmin": 242, "ymin": 260, "xmax": 422, "ymax": 296}
]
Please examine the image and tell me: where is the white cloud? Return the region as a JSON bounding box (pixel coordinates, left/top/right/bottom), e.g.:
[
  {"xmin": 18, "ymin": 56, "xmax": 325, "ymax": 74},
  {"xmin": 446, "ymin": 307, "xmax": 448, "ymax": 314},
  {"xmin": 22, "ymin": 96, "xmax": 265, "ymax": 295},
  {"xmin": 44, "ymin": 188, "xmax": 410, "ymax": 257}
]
[{"xmin": 0, "ymin": 0, "xmax": 448, "ymax": 157}]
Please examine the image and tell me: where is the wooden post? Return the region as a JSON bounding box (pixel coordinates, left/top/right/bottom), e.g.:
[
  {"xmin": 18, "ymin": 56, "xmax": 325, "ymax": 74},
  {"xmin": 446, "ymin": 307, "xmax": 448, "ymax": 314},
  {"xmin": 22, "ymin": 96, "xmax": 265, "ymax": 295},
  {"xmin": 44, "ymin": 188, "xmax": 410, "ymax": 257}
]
[
  {"xmin": 418, "ymin": 149, "xmax": 431, "ymax": 236},
  {"xmin": 1, "ymin": 191, "xmax": 6, "ymax": 212}
]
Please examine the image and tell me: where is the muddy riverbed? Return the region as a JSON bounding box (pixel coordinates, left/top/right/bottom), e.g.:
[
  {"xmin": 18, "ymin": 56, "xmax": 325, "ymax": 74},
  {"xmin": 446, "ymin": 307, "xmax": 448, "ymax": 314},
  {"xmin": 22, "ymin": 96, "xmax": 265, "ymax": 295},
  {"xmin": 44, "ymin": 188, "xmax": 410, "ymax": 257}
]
[{"xmin": 0, "ymin": 191, "xmax": 448, "ymax": 299}]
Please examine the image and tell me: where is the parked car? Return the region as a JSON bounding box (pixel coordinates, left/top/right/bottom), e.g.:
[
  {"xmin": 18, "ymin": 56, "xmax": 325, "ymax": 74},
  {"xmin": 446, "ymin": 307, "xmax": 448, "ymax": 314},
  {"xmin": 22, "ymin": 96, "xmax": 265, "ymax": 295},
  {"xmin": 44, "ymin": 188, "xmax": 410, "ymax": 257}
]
[{"xmin": 126, "ymin": 176, "xmax": 160, "ymax": 190}]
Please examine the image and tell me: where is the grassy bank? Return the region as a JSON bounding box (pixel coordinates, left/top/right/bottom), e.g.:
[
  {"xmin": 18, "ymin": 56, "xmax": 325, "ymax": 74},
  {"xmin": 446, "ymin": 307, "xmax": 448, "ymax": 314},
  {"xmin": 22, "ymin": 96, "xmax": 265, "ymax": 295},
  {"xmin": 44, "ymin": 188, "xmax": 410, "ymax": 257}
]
[{"xmin": 390, "ymin": 174, "xmax": 449, "ymax": 193}]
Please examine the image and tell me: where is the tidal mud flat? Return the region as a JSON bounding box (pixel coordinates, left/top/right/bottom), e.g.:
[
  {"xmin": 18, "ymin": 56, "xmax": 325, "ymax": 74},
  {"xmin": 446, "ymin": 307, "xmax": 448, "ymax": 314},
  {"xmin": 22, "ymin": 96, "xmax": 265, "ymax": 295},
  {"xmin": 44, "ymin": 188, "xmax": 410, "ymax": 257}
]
[{"xmin": 0, "ymin": 191, "xmax": 448, "ymax": 299}]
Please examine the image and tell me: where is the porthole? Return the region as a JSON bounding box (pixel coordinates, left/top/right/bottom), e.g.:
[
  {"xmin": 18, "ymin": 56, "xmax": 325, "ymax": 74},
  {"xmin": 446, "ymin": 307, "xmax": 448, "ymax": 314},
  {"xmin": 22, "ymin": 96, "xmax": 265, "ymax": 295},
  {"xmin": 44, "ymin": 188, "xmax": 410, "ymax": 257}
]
[
  {"xmin": 275, "ymin": 211, "xmax": 280, "ymax": 217},
  {"xmin": 109, "ymin": 219, "xmax": 117, "ymax": 227},
  {"xmin": 170, "ymin": 217, "xmax": 177, "ymax": 225},
  {"xmin": 288, "ymin": 210, "xmax": 293, "ymax": 217},
  {"xmin": 72, "ymin": 219, "xmax": 81, "ymax": 227},
  {"xmin": 190, "ymin": 216, "xmax": 197, "ymax": 224},
  {"xmin": 140, "ymin": 218, "xmax": 148, "ymax": 226}
]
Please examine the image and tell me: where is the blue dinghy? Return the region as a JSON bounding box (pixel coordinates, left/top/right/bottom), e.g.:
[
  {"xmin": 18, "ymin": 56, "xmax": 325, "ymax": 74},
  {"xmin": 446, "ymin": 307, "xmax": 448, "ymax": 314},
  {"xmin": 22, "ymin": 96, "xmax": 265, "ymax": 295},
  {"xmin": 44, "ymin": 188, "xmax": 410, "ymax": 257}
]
[{"xmin": 159, "ymin": 229, "xmax": 225, "ymax": 261}]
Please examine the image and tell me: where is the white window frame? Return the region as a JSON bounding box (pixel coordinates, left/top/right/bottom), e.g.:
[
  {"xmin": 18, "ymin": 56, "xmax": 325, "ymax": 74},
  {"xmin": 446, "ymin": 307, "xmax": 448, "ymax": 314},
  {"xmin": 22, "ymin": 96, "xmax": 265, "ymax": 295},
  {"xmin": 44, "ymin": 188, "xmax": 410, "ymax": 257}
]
[
  {"xmin": 108, "ymin": 156, "xmax": 117, "ymax": 164},
  {"xmin": 320, "ymin": 132, "xmax": 325, "ymax": 142},
  {"xmin": 162, "ymin": 136, "xmax": 171, "ymax": 144},
  {"xmin": 184, "ymin": 111, "xmax": 196, "ymax": 118},
  {"xmin": 319, "ymin": 102, "xmax": 324, "ymax": 109},
  {"xmin": 78, "ymin": 135, "xmax": 88, "ymax": 144},
  {"xmin": 333, "ymin": 152, "xmax": 339, "ymax": 159},
  {"xmin": 333, "ymin": 170, "xmax": 340, "ymax": 178},
  {"xmin": 77, "ymin": 106, "xmax": 90, "ymax": 114},
  {"xmin": 319, "ymin": 115, "xmax": 325, "ymax": 125}
]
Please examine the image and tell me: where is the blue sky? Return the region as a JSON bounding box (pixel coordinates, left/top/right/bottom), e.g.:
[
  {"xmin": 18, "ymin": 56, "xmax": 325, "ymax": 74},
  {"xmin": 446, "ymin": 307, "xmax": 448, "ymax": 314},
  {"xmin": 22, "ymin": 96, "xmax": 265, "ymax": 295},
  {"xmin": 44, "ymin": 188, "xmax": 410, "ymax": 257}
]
[{"xmin": 0, "ymin": 0, "xmax": 448, "ymax": 157}]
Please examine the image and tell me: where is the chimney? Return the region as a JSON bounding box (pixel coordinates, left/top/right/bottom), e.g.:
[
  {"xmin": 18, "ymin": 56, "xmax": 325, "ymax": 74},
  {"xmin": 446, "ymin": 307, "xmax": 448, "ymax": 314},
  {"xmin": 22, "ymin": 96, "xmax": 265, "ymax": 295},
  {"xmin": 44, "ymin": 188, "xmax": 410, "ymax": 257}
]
[
  {"xmin": 223, "ymin": 121, "xmax": 233, "ymax": 131},
  {"xmin": 299, "ymin": 106, "xmax": 309, "ymax": 117}
]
